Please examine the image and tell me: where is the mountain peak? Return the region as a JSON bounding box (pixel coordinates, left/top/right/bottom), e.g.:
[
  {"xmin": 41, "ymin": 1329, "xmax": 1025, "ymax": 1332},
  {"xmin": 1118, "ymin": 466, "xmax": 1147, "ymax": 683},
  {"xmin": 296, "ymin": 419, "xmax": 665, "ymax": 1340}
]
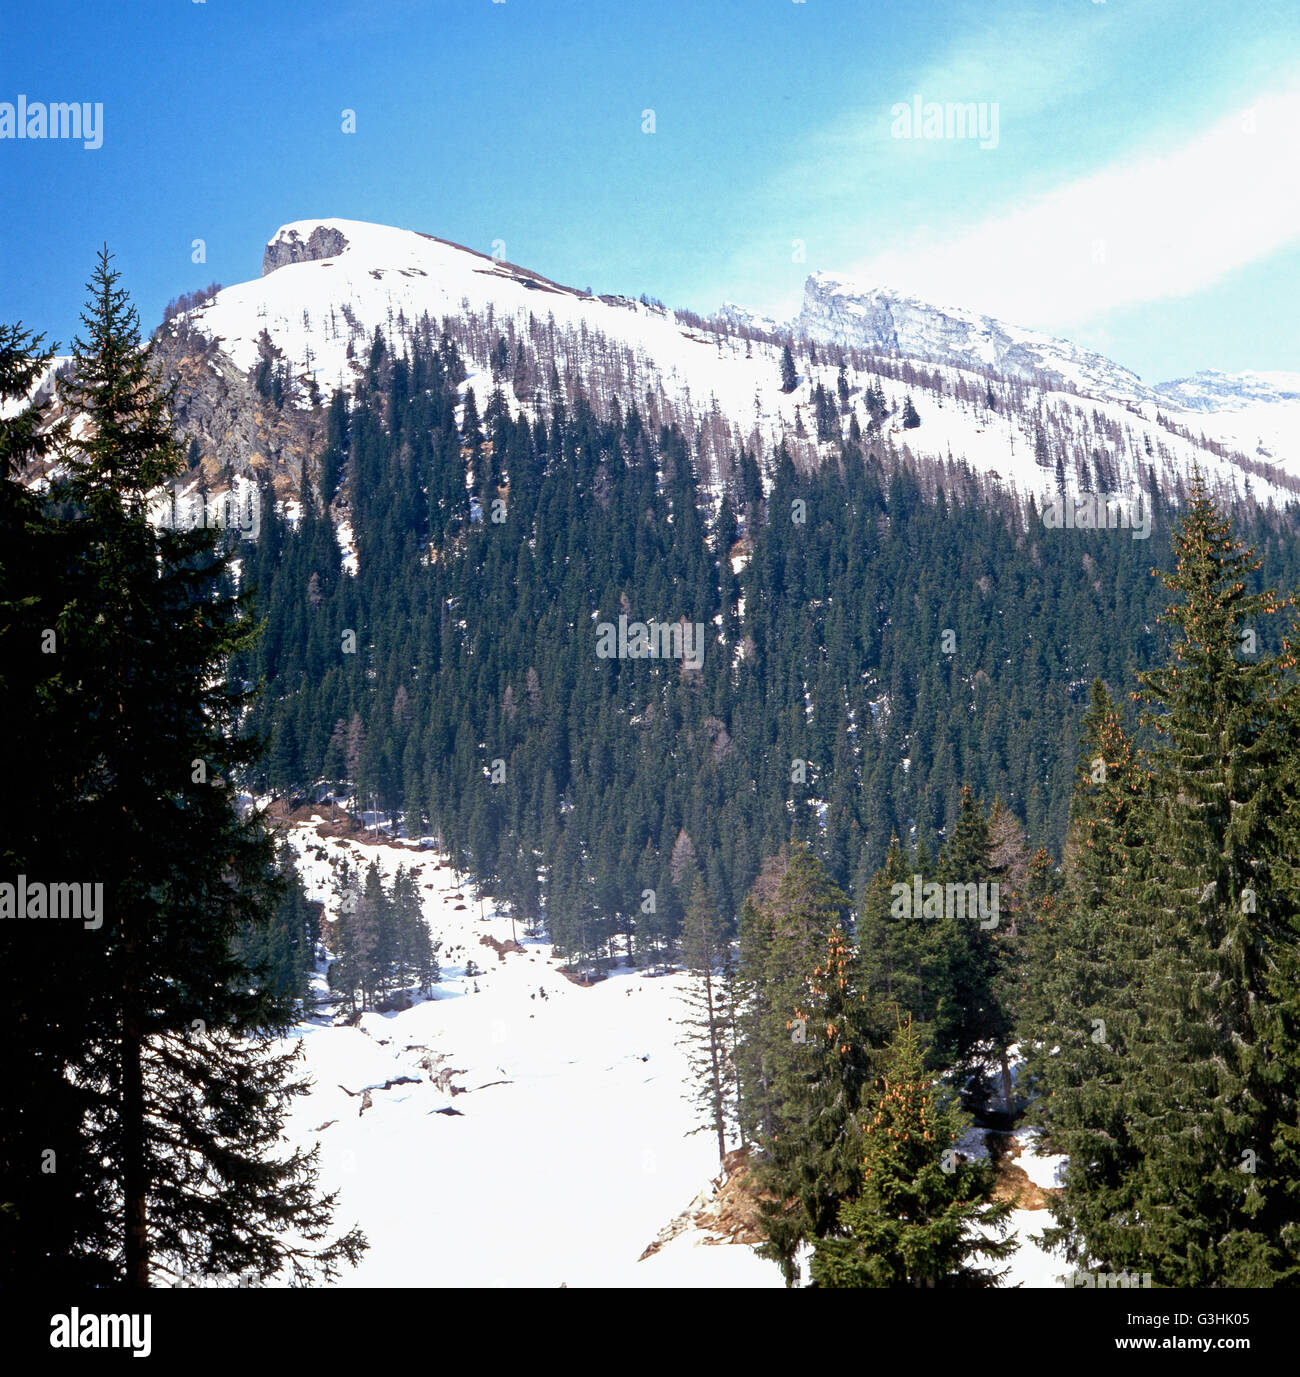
[
  {"xmin": 1153, "ymin": 368, "xmax": 1300, "ymax": 413},
  {"xmin": 795, "ymin": 272, "xmax": 1158, "ymax": 405},
  {"xmin": 262, "ymin": 221, "xmax": 353, "ymax": 276}
]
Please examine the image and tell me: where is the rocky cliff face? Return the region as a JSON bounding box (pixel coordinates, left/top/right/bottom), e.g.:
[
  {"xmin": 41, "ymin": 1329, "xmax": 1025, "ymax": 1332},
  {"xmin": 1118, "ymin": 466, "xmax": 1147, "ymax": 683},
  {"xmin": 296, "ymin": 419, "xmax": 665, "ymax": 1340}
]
[
  {"xmin": 795, "ymin": 273, "xmax": 1159, "ymax": 405},
  {"xmin": 151, "ymin": 321, "xmax": 322, "ymax": 495},
  {"xmin": 262, "ymin": 223, "xmax": 350, "ymax": 276}
]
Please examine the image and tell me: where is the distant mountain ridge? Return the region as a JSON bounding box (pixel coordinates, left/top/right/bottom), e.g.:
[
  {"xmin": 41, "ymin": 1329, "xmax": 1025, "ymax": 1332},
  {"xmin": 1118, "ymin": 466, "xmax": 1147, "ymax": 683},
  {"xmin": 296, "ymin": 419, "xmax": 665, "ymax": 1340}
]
[
  {"xmin": 1153, "ymin": 369, "xmax": 1300, "ymax": 412},
  {"xmin": 793, "ymin": 274, "xmax": 1162, "ymax": 406}
]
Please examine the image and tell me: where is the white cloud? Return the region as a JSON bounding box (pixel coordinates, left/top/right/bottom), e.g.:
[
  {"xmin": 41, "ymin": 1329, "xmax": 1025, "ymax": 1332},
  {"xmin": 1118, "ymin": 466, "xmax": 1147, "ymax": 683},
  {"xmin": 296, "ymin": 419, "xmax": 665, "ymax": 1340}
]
[{"xmin": 843, "ymin": 80, "xmax": 1300, "ymax": 326}]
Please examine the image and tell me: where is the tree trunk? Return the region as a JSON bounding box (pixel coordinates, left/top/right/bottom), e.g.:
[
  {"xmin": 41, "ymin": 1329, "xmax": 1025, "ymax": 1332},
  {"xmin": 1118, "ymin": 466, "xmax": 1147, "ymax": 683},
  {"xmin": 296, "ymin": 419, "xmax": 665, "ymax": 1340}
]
[
  {"xmin": 704, "ymin": 970, "xmax": 726, "ymax": 1160},
  {"xmin": 123, "ymin": 980, "xmax": 148, "ymax": 1287}
]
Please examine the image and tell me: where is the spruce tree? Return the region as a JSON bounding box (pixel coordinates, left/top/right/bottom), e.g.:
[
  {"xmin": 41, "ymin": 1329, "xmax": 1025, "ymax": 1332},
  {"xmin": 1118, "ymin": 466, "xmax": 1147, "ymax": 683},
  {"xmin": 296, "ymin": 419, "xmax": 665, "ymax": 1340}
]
[
  {"xmin": 810, "ymin": 1017, "xmax": 1014, "ymax": 1287},
  {"xmin": 1023, "ymin": 679, "xmax": 1151, "ymax": 1274},
  {"xmin": 1119, "ymin": 476, "xmax": 1300, "ymax": 1285},
  {"xmin": 933, "ymin": 785, "xmax": 1009, "ymax": 1083},
  {"xmin": 0, "ymin": 325, "xmax": 109, "ymax": 1282},
  {"xmin": 21, "ymin": 252, "xmax": 366, "ymax": 1286},
  {"xmin": 741, "ymin": 843, "xmax": 867, "ymax": 1284},
  {"xmin": 779, "ymin": 344, "xmax": 797, "ymax": 393}
]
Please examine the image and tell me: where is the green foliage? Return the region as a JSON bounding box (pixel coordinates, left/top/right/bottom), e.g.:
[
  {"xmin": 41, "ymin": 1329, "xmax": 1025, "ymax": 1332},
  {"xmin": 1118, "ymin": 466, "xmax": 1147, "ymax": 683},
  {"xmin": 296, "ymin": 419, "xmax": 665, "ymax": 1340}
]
[
  {"xmin": 779, "ymin": 344, "xmax": 797, "ymax": 393},
  {"xmin": 736, "ymin": 844, "xmax": 874, "ymax": 1284},
  {"xmin": 1027, "ymin": 478, "xmax": 1300, "ymax": 1286},
  {"xmin": 328, "ymin": 860, "xmax": 441, "ymax": 1010},
  {"xmin": 0, "ymin": 258, "xmax": 365, "ymax": 1286},
  {"xmin": 811, "ymin": 1017, "xmax": 1014, "ymax": 1288},
  {"xmin": 232, "ymin": 841, "xmax": 320, "ymax": 1004}
]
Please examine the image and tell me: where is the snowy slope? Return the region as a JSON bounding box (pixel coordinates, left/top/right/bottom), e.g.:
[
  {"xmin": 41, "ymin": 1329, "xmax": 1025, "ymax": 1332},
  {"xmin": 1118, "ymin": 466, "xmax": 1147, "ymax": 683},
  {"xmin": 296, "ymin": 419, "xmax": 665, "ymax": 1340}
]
[
  {"xmin": 168, "ymin": 218, "xmax": 1300, "ymax": 517},
  {"xmin": 795, "ymin": 276, "xmax": 1300, "ymax": 481},
  {"xmin": 1154, "ymin": 371, "xmax": 1300, "ymax": 471},
  {"xmin": 186, "ymin": 218, "xmax": 801, "ymax": 453},
  {"xmin": 0, "ymin": 354, "xmax": 68, "ymax": 421},
  {"xmin": 269, "ymin": 818, "xmax": 1075, "ymax": 1288},
  {"xmin": 278, "ymin": 821, "xmax": 782, "ymax": 1288},
  {"xmin": 1155, "ymin": 368, "xmax": 1300, "ymax": 412}
]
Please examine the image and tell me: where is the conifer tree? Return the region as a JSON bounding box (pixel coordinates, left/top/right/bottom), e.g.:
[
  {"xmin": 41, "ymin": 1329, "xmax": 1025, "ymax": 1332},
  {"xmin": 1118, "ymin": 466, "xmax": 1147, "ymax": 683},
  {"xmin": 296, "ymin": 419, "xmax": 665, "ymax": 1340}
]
[
  {"xmin": 0, "ymin": 324, "xmax": 107, "ymax": 1281},
  {"xmin": 1118, "ymin": 477, "xmax": 1300, "ymax": 1285},
  {"xmin": 1023, "ymin": 680, "xmax": 1152, "ymax": 1272},
  {"xmin": 740, "ymin": 843, "xmax": 868, "ymax": 1284},
  {"xmin": 10, "ymin": 253, "xmax": 366, "ymax": 1286},
  {"xmin": 734, "ymin": 852, "xmax": 784, "ymax": 1144},
  {"xmin": 853, "ymin": 835, "xmax": 930, "ymax": 1048},
  {"xmin": 933, "ymin": 786, "xmax": 1009, "ymax": 1082},
  {"xmin": 779, "ymin": 344, "xmax": 797, "ymax": 393},
  {"xmin": 232, "ymin": 841, "xmax": 319, "ymax": 1003},
  {"xmin": 810, "ymin": 1016, "xmax": 1014, "ymax": 1288},
  {"xmin": 678, "ymin": 873, "xmax": 737, "ymax": 1160},
  {"xmin": 391, "ymin": 866, "xmax": 440, "ymax": 993}
]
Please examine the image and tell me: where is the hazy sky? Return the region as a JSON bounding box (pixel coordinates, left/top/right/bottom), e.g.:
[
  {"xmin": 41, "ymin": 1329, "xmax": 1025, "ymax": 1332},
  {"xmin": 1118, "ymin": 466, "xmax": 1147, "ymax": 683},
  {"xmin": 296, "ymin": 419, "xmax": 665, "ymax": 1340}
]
[{"xmin": 2, "ymin": 0, "xmax": 1299, "ymax": 383}]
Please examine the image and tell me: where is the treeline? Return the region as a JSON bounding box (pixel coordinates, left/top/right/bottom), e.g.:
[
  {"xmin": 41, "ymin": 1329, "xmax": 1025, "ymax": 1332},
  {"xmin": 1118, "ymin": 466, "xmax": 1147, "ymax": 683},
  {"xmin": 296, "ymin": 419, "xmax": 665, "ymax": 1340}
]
[
  {"xmin": 0, "ymin": 258, "xmax": 364, "ymax": 1286},
  {"xmin": 235, "ymin": 325, "xmax": 1300, "ymax": 974},
  {"xmin": 677, "ymin": 481, "xmax": 1300, "ymax": 1286},
  {"xmin": 161, "ymin": 281, "xmax": 222, "ymax": 322}
]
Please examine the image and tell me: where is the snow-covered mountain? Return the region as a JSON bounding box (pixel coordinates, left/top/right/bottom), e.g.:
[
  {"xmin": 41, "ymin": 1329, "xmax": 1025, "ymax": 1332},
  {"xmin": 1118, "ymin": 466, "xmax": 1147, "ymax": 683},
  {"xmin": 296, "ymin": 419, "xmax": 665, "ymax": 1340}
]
[
  {"xmin": 794, "ymin": 274, "xmax": 1162, "ymax": 406},
  {"xmin": 1148, "ymin": 371, "xmax": 1300, "ymax": 469},
  {"xmin": 155, "ymin": 218, "xmax": 1300, "ymax": 515},
  {"xmin": 1154, "ymin": 369, "xmax": 1300, "ymax": 412}
]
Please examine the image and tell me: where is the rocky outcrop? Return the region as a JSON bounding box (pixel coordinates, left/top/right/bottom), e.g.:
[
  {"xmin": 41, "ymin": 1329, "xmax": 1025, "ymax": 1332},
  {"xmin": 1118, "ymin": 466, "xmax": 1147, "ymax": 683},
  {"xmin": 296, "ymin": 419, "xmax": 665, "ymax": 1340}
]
[
  {"xmin": 638, "ymin": 1148, "xmax": 771, "ymax": 1260},
  {"xmin": 795, "ymin": 273, "xmax": 1160, "ymax": 405},
  {"xmin": 151, "ymin": 319, "xmax": 324, "ymax": 495},
  {"xmin": 262, "ymin": 223, "xmax": 350, "ymax": 277}
]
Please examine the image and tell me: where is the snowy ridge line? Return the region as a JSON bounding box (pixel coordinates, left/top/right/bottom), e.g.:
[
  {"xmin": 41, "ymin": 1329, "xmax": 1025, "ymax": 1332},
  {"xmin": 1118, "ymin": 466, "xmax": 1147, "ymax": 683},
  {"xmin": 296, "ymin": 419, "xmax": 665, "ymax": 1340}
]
[{"xmin": 156, "ymin": 217, "xmax": 1300, "ymax": 518}]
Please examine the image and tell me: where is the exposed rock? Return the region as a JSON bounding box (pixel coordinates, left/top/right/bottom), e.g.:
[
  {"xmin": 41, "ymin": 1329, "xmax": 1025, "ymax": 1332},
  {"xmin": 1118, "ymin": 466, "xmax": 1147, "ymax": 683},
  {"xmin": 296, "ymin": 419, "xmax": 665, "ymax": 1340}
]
[
  {"xmin": 431, "ymin": 1066, "xmax": 466, "ymax": 1095},
  {"xmin": 262, "ymin": 223, "xmax": 350, "ymax": 277},
  {"xmin": 479, "ymin": 934, "xmax": 525, "ymax": 961},
  {"xmin": 151, "ymin": 317, "xmax": 324, "ymax": 494},
  {"xmin": 639, "ymin": 1148, "xmax": 772, "ymax": 1260},
  {"xmin": 985, "ymin": 1130, "xmax": 1061, "ymax": 1212},
  {"xmin": 338, "ymin": 1075, "xmax": 421, "ymax": 1097},
  {"xmin": 795, "ymin": 274, "xmax": 1159, "ymax": 404}
]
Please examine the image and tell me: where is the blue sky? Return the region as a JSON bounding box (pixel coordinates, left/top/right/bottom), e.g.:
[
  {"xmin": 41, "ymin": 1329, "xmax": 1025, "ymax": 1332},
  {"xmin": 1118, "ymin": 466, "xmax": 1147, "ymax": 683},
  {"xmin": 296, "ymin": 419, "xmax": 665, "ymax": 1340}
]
[{"xmin": 2, "ymin": 0, "xmax": 1299, "ymax": 383}]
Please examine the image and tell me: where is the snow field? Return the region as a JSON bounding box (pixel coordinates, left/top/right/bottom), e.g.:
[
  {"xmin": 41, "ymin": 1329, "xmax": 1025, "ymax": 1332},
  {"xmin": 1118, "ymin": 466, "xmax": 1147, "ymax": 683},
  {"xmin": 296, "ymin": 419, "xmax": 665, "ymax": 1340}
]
[{"xmin": 276, "ymin": 821, "xmax": 1076, "ymax": 1288}]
